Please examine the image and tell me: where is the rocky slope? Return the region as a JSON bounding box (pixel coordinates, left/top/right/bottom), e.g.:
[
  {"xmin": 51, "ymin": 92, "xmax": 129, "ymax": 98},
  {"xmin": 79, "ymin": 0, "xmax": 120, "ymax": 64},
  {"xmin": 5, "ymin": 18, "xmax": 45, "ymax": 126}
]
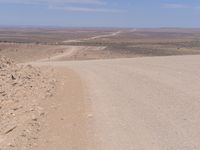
[{"xmin": 0, "ymin": 55, "xmax": 55, "ymax": 150}]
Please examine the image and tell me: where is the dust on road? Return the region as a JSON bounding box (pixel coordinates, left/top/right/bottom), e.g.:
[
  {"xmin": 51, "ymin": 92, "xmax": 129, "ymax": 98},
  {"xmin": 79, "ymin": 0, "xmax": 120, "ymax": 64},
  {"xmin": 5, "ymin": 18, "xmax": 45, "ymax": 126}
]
[{"xmin": 32, "ymin": 55, "xmax": 200, "ymax": 150}]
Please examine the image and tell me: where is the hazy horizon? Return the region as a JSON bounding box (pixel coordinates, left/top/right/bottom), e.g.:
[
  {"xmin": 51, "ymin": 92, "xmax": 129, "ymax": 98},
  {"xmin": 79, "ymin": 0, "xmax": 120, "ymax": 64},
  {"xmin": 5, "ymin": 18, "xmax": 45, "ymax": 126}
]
[{"xmin": 1, "ymin": 24, "xmax": 200, "ymax": 29}]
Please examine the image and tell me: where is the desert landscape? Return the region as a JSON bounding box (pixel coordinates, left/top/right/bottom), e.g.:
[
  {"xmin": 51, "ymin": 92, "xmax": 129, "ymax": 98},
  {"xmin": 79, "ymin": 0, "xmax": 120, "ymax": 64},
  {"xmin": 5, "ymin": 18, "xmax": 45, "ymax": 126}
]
[
  {"xmin": 1, "ymin": 27, "xmax": 200, "ymax": 150},
  {"xmin": 1, "ymin": 28, "xmax": 200, "ymax": 62}
]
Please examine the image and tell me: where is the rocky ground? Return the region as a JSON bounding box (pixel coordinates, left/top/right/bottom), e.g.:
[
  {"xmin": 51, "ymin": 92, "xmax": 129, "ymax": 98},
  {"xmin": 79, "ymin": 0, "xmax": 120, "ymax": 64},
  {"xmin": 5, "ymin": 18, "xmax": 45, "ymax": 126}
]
[{"xmin": 0, "ymin": 55, "xmax": 56, "ymax": 150}]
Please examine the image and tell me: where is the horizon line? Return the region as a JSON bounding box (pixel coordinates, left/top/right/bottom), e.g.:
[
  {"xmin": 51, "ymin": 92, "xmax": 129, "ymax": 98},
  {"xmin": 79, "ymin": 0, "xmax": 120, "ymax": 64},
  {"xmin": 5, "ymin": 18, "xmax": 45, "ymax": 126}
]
[{"xmin": 0, "ymin": 25, "xmax": 200, "ymax": 29}]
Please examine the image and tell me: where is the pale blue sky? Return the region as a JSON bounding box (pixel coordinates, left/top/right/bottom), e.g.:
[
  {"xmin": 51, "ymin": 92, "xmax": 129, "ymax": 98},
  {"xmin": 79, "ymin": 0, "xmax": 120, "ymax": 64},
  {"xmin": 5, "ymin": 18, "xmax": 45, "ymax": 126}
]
[{"xmin": 0, "ymin": 0, "xmax": 200, "ymax": 27}]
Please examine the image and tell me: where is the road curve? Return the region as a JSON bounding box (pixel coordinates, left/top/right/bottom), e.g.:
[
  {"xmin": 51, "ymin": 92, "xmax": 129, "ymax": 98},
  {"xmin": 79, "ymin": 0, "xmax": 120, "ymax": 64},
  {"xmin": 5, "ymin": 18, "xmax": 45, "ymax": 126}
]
[{"xmin": 33, "ymin": 55, "xmax": 200, "ymax": 150}]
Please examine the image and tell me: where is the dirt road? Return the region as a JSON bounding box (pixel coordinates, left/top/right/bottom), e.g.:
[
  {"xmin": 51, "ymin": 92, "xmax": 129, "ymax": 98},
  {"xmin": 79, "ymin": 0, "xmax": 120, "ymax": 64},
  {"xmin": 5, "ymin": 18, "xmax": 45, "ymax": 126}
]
[
  {"xmin": 33, "ymin": 55, "xmax": 200, "ymax": 150},
  {"xmin": 63, "ymin": 30, "xmax": 122, "ymax": 43}
]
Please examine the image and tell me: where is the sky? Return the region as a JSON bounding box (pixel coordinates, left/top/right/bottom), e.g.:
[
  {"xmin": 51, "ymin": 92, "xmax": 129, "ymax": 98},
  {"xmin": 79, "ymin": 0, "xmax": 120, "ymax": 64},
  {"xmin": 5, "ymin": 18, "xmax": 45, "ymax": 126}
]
[{"xmin": 0, "ymin": 0, "xmax": 200, "ymax": 28}]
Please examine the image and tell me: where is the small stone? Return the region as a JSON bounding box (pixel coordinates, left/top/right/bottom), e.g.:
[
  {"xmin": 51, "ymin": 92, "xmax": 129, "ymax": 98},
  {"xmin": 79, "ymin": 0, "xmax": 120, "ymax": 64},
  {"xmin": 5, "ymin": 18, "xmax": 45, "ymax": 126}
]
[
  {"xmin": 32, "ymin": 115, "xmax": 38, "ymax": 121},
  {"xmin": 39, "ymin": 112, "xmax": 45, "ymax": 116},
  {"xmin": 87, "ymin": 114, "xmax": 93, "ymax": 118},
  {"xmin": 11, "ymin": 75, "xmax": 16, "ymax": 80},
  {"xmin": 4, "ymin": 125, "xmax": 17, "ymax": 134},
  {"xmin": 7, "ymin": 143, "xmax": 15, "ymax": 147},
  {"xmin": 30, "ymin": 108, "xmax": 35, "ymax": 111}
]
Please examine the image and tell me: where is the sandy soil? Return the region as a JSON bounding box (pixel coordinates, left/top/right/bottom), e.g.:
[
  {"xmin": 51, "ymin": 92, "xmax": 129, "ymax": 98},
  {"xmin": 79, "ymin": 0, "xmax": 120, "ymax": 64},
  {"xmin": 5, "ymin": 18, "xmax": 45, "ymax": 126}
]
[
  {"xmin": 0, "ymin": 43, "xmax": 81, "ymax": 63},
  {"xmin": 30, "ymin": 55, "xmax": 200, "ymax": 150},
  {"xmin": 32, "ymin": 68, "xmax": 89, "ymax": 150}
]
